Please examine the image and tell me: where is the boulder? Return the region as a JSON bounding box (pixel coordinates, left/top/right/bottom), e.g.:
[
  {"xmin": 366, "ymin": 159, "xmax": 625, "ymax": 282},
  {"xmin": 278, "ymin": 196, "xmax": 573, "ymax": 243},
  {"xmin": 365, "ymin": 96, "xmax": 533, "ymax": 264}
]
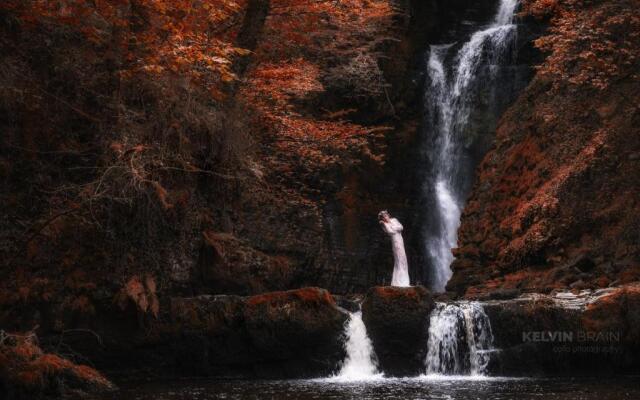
[
  {"xmin": 362, "ymin": 286, "xmax": 434, "ymax": 376},
  {"xmin": 168, "ymin": 294, "xmax": 253, "ymax": 376},
  {"xmin": 581, "ymin": 284, "xmax": 640, "ymax": 354},
  {"xmin": 243, "ymin": 287, "xmax": 348, "ymax": 377},
  {"xmin": 483, "ymin": 297, "xmax": 583, "ymax": 375},
  {"xmin": 483, "ymin": 285, "xmax": 640, "ymax": 375},
  {"xmin": 167, "ymin": 287, "xmax": 348, "ymax": 378}
]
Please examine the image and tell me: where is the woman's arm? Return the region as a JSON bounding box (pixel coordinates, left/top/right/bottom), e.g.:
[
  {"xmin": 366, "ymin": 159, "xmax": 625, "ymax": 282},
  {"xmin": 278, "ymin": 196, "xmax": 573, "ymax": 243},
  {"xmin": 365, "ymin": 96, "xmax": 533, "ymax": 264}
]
[{"xmin": 380, "ymin": 220, "xmax": 393, "ymax": 234}]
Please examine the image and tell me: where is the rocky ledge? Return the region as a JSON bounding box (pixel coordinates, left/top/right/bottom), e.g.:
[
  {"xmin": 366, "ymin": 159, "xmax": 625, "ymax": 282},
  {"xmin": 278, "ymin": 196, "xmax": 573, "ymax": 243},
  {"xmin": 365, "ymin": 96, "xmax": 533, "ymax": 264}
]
[
  {"xmin": 362, "ymin": 286, "xmax": 434, "ymax": 376},
  {"xmin": 5, "ymin": 283, "xmax": 640, "ymax": 395},
  {"xmin": 36, "ymin": 287, "xmax": 348, "ymax": 382},
  {"xmin": 485, "ymin": 284, "xmax": 640, "ymax": 375},
  {"xmin": 163, "ymin": 287, "xmax": 349, "ymax": 378}
]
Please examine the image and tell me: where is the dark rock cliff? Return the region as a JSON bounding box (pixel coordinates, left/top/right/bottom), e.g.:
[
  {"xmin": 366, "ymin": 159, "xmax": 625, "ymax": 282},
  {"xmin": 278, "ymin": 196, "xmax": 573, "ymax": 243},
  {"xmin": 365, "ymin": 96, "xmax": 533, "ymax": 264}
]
[{"xmin": 448, "ymin": 0, "xmax": 640, "ymax": 298}]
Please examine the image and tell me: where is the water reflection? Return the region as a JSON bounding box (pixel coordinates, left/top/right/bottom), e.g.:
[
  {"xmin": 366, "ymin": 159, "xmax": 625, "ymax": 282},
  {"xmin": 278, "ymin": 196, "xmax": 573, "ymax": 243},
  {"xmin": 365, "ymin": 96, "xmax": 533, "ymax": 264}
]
[{"xmin": 98, "ymin": 376, "xmax": 640, "ymax": 400}]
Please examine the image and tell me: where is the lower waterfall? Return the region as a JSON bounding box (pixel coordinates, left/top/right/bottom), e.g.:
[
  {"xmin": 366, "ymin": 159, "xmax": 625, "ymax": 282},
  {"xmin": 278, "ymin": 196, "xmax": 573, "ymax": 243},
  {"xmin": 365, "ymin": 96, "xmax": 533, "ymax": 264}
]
[
  {"xmin": 332, "ymin": 302, "xmax": 495, "ymax": 380},
  {"xmin": 334, "ymin": 310, "xmax": 382, "ymax": 380},
  {"xmin": 425, "ymin": 302, "xmax": 494, "ymax": 376}
]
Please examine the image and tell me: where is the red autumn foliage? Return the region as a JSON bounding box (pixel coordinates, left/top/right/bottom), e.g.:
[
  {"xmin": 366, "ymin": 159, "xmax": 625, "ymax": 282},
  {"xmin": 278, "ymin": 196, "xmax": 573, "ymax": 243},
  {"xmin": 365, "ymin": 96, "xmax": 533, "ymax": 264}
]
[
  {"xmin": 115, "ymin": 275, "xmax": 160, "ymax": 318},
  {"xmin": 449, "ymin": 0, "xmax": 640, "ymax": 297},
  {"xmin": 0, "ymin": 0, "xmax": 398, "ymax": 349},
  {"xmin": 242, "ymin": 0, "xmax": 395, "ymax": 193},
  {"xmin": 522, "ymin": 0, "xmax": 640, "ymax": 90},
  {"xmin": 0, "ymin": 333, "xmax": 115, "ymax": 396},
  {"xmin": 1, "ymin": 0, "xmax": 249, "ymax": 94}
]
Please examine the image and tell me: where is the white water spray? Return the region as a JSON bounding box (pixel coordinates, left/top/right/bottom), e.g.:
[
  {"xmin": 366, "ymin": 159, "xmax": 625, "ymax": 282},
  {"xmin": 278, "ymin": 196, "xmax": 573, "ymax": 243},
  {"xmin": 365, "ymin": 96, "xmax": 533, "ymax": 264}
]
[
  {"xmin": 425, "ymin": 302, "xmax": 494, "ymax": 376},
  {"xmin": 424, "ymin": 0, "xmax": 519, "ymax": 292},
  {"xmin": 334, "ymin": 310, "xmax": 382, "ymax": 380}
]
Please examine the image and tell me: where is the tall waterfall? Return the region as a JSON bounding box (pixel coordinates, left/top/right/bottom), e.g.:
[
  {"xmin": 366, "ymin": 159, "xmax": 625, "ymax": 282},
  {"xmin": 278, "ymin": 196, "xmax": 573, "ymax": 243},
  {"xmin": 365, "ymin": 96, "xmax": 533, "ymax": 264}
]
[
  {"xmin": 425, "ymin": 302, "xmax": 494, "ymax": 376},
  {"xmin": 335, "ymin": 310, "xmax": 382, "ymax": 380},
  {"xmin": 423, "ymin": 0, "xmax": 519, "ymax": 292}
]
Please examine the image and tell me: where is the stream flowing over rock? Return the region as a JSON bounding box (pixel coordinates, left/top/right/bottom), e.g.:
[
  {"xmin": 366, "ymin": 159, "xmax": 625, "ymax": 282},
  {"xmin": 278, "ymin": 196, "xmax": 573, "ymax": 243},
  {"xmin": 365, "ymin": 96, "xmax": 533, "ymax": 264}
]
[
  {"xmin": 334, "ymin": 309, "xmax": 381, "ymax": 380},
  {"xmin": 336, "ymin": 284, "xmax": 640, "ymax": 379},
  {"xmin": 425, "ymin": 302, "xmax": 494, "ymax": 375}
]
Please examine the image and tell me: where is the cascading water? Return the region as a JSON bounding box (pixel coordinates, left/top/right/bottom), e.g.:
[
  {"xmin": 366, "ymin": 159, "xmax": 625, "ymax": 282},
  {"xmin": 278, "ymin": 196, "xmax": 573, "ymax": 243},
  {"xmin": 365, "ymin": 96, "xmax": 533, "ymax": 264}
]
[
  {"xmin": 425, "ymin": 302, "xmax": 494, "ymax": 376},
  {"xmin": 327, "ymin": 1, "xmax": 523, "ymax": 381},
  {"xmin": 423, "ymin": 0, "xmax": 520, "ymax": 292},
  {"xmin": 334, "ymin": 310, "xmax": 382, "ymax": 380}
]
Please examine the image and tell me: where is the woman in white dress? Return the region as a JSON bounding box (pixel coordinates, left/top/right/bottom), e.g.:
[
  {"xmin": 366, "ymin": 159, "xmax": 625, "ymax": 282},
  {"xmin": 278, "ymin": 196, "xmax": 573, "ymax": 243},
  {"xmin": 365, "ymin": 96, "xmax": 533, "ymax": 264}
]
[{"xmin": 378, "ymin": 210, "xmax": 410, "ymax": 287}]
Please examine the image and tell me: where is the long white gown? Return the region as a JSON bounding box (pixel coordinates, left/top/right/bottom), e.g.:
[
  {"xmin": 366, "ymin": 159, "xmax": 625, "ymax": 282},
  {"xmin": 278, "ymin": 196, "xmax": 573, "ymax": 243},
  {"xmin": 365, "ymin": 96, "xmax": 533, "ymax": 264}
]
[{"xmin": 381, "ymin": 217, "xmax": 410, "ymax": 287}]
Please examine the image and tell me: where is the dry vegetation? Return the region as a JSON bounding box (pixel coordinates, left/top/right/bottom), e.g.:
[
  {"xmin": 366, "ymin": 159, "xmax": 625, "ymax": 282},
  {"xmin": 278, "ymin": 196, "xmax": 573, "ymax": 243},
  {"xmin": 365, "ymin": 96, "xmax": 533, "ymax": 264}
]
[
  {"xmin": 0, "ymin": 331, "xmax": 114, "ymax": 398},
  {"xmin": 0, "ymin": 2, "xmax": 400, "ymax": 383},
  {"xmin": 0, "ymin": 0, "xmax": 252, "ymax": 329}
]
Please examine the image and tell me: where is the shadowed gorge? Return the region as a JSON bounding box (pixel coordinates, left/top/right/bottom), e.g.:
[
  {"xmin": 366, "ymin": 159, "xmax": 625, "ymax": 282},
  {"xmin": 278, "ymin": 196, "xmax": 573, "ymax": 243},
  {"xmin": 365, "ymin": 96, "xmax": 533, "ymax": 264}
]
[{"xmin": 417, "ymin": 0, "xmax": 527, "ymax": 292}]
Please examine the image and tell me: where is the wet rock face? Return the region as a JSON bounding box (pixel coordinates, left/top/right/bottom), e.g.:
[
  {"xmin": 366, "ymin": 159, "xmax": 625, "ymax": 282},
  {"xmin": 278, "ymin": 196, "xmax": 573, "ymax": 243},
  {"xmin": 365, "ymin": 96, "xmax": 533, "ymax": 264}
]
[
  {"xmin": 166, "ymin": 288, "xmax": 348, "ymax": 379},
  {"xmin": 197, "ymin": 231, "xmax": 297, "ymax": 295},
  {"xmin": 483, "ymin": 285, "xmax": 640, "ymax": 375},
  {"xmin": 362, "ymin": 286, "xmax": 434, "ymax": 376},
  {"xmin": 32, "ymin": 288, "xmax": 347, "ymax": 380},
  {"xmin": 242, "ymin": 288, "xmax": 348, "ymax": 375}
]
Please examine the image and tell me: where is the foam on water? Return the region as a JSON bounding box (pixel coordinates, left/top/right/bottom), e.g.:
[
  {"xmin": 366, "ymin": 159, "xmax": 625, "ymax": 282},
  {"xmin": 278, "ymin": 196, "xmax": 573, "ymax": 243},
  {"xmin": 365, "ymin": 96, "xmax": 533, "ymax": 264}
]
[
  {"xmin": 425, "ymin": 302, "xmax": 495, "ymax": 376},
  {"xmin": 331, "ymin": 310, "xmax": 383, "ymax": 381}
]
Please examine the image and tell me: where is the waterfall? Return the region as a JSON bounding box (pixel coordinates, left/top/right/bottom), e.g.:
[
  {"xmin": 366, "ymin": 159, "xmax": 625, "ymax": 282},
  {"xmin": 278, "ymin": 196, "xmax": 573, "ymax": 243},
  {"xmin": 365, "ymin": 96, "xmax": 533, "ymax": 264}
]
[
  {"xmin": 334, "ymin": 310, "xmax": 382, "ymax": 380},
  {"xmin": 423, "ymin": 0, "xmax": 520, "ymax": 292},
  {"xmin": 425, "ymin": 302, "xmax": 494, "ymax": 376}
]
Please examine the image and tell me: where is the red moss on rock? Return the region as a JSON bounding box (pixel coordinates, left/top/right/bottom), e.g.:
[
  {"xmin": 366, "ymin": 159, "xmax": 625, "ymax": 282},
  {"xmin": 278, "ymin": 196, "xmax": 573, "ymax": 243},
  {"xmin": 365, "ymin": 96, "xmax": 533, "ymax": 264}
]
[
  {"xmin": 246, "ymin": 287, "xmax": 334, "ymax": 307},
  {"xmin": 369, "ymin": 286, "xmax": 423, "ymax": 301}
]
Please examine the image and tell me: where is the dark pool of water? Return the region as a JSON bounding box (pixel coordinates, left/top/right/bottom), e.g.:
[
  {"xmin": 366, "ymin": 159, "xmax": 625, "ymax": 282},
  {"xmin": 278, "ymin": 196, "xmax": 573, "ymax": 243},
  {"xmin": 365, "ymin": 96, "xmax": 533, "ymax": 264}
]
[{"xmin": 96, "ymin": 376, "xmax": 640, "ymax": 400}]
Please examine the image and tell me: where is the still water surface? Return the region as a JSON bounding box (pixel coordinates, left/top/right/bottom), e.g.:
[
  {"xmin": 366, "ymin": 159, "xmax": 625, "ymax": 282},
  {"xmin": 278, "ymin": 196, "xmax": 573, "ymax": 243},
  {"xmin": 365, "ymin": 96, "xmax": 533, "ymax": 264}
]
[{"xmin": 97, "ymin": 375, "xmax": 640, "ymax": 400}]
